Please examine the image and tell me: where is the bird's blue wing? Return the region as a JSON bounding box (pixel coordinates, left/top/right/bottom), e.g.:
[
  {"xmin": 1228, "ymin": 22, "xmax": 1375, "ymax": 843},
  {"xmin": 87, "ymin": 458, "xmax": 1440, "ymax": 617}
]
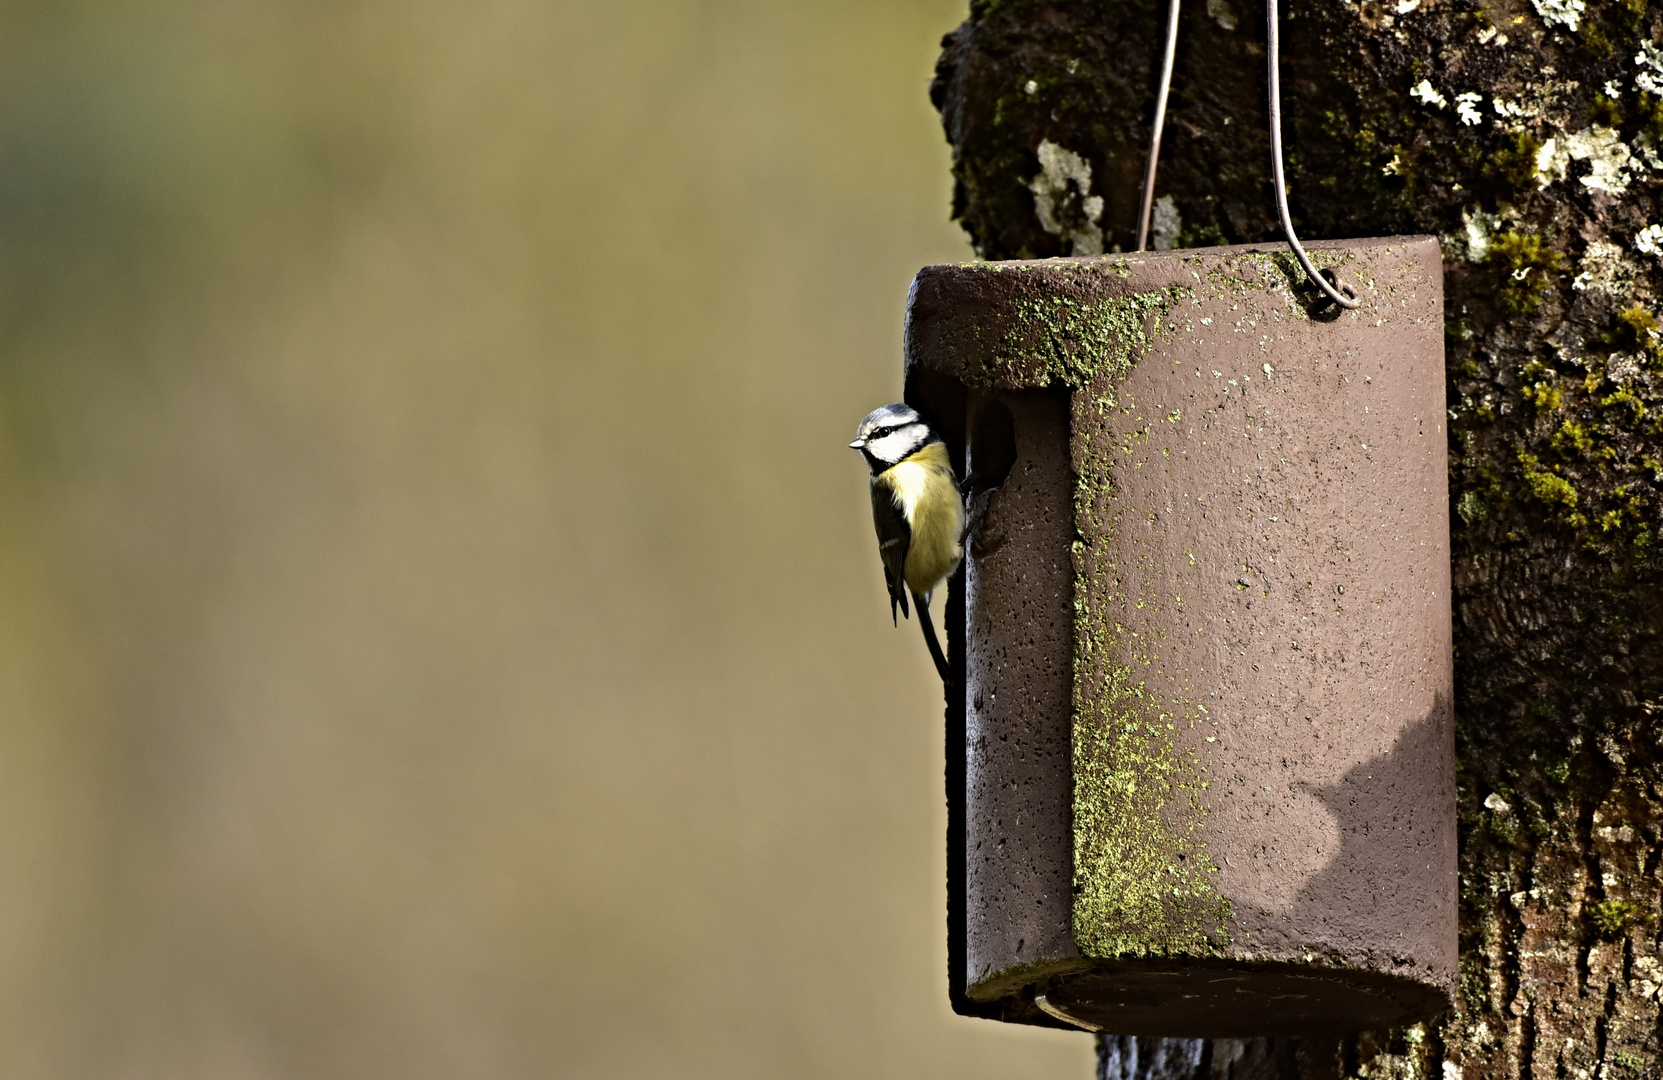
[{"xmin": 870, "ymin": 477, "xmax": 911, "ymax": 624}]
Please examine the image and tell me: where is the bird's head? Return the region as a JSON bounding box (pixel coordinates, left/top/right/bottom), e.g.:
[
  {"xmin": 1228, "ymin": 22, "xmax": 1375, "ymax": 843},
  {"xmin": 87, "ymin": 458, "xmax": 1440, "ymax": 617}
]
[{"xmin": 850, "ymin": 403, "xmax": 935, "ymax": 473}]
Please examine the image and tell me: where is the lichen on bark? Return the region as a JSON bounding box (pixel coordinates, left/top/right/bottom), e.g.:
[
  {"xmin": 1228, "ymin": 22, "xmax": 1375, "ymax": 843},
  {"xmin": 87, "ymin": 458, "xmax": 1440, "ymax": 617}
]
[{"xmin": 931, "ymin": 0, "xmax": 1663, "ymax": 1077}]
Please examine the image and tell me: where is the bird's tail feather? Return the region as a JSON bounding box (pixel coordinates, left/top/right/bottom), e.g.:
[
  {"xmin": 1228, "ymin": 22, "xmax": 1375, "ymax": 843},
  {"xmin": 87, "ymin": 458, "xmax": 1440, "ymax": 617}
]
[{"xmin": 911, "ymin": 589, "xmax": 951, "ymax": 686}]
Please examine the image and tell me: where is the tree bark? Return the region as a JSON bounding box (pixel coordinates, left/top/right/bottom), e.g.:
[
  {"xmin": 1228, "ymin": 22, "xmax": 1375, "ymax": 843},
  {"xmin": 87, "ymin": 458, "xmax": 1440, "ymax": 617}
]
[{"xmin": 930, "ymin": 2, "xmax": 1663, "ymax": 1079}]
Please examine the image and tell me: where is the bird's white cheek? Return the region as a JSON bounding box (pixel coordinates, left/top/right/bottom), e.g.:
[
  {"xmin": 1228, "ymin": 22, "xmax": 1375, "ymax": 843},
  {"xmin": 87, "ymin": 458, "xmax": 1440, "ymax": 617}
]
[{"xmin": 873, "ymin": 434, "xmax": 910, "ymax": 462}]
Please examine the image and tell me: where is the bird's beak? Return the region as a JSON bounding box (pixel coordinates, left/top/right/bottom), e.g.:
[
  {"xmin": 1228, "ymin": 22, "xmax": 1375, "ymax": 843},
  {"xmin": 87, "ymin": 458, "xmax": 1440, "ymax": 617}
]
[{"xmin": 849, "ymin": 438, "xmax": 865, "ymax": 449}]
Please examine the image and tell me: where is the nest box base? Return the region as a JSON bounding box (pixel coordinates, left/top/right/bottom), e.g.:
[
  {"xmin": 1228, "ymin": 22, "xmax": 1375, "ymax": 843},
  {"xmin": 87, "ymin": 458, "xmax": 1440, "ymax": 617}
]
[{"xmin": 1039, "ymin": 959, "xmax": 1451, "ymax": 1037}]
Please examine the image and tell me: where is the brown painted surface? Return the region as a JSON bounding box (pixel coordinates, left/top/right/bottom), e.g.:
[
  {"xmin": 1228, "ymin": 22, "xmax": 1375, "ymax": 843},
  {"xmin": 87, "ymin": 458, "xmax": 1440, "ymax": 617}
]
[{"xmin": 908, "ymin": 239, "xmax": 1456, "ymax": 1036}]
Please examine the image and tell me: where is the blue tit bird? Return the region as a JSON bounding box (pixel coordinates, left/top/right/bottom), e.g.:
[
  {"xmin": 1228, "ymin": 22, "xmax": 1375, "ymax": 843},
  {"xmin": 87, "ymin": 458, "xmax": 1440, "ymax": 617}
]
[{"xmin": 850, "ymin": 403, "xmax": 965, "ymax": 684}]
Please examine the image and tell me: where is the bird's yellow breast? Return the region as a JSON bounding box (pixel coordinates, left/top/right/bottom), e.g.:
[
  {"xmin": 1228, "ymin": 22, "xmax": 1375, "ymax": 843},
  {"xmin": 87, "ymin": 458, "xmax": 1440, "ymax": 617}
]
[{"xmin": 880, "ymin": 442, "xmax": 964, "ymax": 596}]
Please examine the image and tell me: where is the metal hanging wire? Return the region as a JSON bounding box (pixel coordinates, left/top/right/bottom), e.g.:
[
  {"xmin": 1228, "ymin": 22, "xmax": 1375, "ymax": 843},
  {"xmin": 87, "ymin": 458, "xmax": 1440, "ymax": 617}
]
[
  {"xmin": 1266, "ymin": 0, "xmax": 1359, "ymax": 308},
  {"xmin": 1134, "ymin": 0, "xmax": 1182, "ymax": 253},
  {"xmin": 1133, "ymin": 0, "xmax": 1359, "ymax": 309}
]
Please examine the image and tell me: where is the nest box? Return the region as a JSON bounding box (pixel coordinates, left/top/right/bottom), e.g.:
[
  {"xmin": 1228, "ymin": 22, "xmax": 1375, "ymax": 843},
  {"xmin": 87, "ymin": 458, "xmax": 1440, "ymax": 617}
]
[{"xmin": 906, "ymin": 237, "xmax": 1456, "ymax": 1038}]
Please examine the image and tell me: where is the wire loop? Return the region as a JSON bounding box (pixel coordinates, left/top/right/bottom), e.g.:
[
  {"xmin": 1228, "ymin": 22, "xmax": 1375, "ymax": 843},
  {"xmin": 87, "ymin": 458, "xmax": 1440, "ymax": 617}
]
[
  {"xmin": 1266, "ymin": 0, "xmax": 1360, "ymax": 309},
  {"xmin": 1131, "ymin": 0, "xmax": 1358, "ymax": 309}
]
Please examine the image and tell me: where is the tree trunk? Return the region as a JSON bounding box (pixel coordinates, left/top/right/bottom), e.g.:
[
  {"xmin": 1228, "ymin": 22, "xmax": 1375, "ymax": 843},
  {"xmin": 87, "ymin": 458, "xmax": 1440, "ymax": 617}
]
[{"xmin": 930, "ymin": 2, "xmax": 1663, "ymax": 1078}]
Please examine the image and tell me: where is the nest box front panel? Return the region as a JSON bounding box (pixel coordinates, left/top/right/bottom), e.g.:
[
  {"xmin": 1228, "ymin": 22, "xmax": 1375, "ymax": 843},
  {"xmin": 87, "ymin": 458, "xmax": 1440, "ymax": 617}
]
[
  {"xmin": 907, "ymin": 238, "xmax": 1457, "ymax": 1036},
  {"xmin": 961, "ymin": 388, "xmax": 1078, "ymax": 997}
]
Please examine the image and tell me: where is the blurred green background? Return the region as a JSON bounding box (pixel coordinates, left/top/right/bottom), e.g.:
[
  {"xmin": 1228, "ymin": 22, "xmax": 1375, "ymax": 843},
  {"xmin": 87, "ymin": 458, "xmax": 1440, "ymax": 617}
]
[{"xmin": 0, "ymin": 2, "xmax": 1092, "ymax": 1076}]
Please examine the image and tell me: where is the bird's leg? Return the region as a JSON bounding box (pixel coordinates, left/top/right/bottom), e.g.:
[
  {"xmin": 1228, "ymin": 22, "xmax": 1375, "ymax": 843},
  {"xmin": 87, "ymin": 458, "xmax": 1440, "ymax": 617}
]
[{"xmin": 911, "ymin": 588, "xmax": 952, "ymax": 686}]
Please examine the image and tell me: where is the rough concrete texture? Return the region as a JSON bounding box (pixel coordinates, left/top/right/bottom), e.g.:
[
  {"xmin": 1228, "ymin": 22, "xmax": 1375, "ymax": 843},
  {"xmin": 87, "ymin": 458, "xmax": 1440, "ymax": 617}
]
[
  {"xmin": 906, "ymin": 237, "xmax": 1456, "ymax": 1036},
  {"xmin": 963, "ymin": 389, "xmax": 1084, "ymax": 998}
]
